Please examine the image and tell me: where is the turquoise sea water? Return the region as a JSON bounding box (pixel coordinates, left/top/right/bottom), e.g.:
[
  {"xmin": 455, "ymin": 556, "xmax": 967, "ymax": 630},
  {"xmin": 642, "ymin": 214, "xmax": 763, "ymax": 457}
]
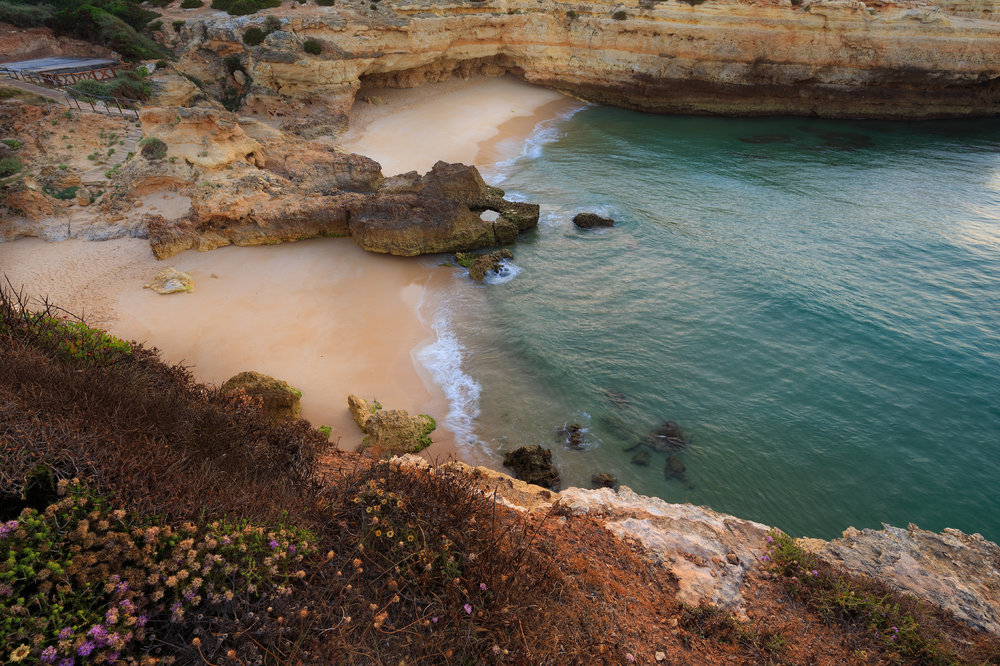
[{"xmin": 420, "ymin": 107, "xmax": 1000, "ymax": 542}]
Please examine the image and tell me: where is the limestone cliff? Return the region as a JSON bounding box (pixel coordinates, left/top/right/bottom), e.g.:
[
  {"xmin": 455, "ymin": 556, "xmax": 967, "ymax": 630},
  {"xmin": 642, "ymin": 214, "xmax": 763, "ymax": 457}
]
[
  {"xmin": 163, "ymin": 0, "xmax": 1000, "ymax": 124},
  {"xmin": 395, "ymin": 454, "xmax": 1000, "ymax": 639}
]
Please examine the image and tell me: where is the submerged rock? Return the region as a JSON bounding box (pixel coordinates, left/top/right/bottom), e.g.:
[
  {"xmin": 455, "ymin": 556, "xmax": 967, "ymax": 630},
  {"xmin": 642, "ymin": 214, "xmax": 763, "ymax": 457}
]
[
  {"xmin": 143, "ymin": 268, "xmax": 193, "ymax": 295},
  {"xmin": 468, "ymin": 249, "xmax": 514, "ymax": 281},
  {"xmin": 591, "ymin": 472, "xmax": 617, "ymax": 489},
  {"xmin": 221, "ymin": 371, "xmax": 302, "ymax": 421},
  {"xmin": 573, "ymin": 212, "xmax": 615, "ymax": 229},
  {"xmin": 346, "ymin": 394, "xmax": 436, "ymax": 454},
  {"xmin": 503, "ymin": 445, "xmax": 560, "ymax": 489},
  {"xmin": 631, "ymin": 450, "xmax": 651, "ymax": 466},
  {"xmin": 664, "ymin": 455, "xmax": 687, "ymax": 481}
]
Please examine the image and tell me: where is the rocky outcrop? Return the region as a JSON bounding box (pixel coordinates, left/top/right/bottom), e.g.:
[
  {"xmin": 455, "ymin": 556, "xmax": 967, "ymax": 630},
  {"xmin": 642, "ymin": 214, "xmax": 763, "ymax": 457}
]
[
  {"xmin": 119, "ymin": 101, "xmax": 538, "ymax": 259},
  {"xmin": 573, "ymin": 212, "xmax": 615, "ymax": 229},
  {"xmin": 170, "ymin": 0, "xmax": 1000, "ymax": 123},
  {"xmin": 347, "ymin": 394, "xmax": 436, "ymax": 454},
  {"xmin": 800, "ymin": 524, "xmax": 1000, "ymax": 636},
  {"xmin": 349, "ymin": 163, "xmax": 538, "ymax": 256},
  {"xmin": 468, "ymin": 249, "xmax": 513, "ymax": 281},
  {"xmin": 143, "ymin": 268, "xmax": 193, "ymax": 294},
  {"xmin": 220, "ymin": 371, "xmax": 302, "ymax": 421},
  {"xmin": 502, "ymin": 445, "xmax": 560, "ymax": 490}
]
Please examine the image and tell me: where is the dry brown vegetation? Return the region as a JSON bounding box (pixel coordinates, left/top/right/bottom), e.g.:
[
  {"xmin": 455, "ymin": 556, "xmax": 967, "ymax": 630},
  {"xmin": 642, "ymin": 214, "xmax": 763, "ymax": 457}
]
[{"xmin": 2, "ymin": 285, "xmax": 999, "ymax": 664}]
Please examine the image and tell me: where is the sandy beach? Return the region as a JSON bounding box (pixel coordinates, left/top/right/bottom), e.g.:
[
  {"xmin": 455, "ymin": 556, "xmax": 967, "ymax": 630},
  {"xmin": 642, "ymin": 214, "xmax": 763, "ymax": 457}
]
[
  {"xmin": 338, "ymin": 74, "xmax": 581, "ymax": 175},
  {"xmin": 0, "ymin": 74, "xmax": 580, "ymax": 456}
]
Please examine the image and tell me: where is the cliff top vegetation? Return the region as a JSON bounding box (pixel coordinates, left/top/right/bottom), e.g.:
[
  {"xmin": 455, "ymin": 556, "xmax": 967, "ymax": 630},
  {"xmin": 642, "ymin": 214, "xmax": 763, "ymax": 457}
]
[{"xmin": 2, "ymin": 290, "xmax": 999, "ymax": 663}]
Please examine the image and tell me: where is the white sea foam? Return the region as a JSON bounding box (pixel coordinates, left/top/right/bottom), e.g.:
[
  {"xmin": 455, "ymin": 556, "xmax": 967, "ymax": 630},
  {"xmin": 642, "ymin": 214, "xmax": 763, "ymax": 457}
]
[
  {"xmin": 483, "ymin": 103, "xmax": 591, "ymax": 183},
  {"xmin": 483, "ymin": 260, "xmax": 521, "ymax": 285},
  {"xmin": 415, "ymin": 298, "xmax": 485, "ymax": 452}
]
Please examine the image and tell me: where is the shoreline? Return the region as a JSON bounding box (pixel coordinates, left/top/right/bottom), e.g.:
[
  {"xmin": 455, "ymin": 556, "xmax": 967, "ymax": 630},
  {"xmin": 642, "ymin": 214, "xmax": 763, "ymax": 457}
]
[
  {"xmin": 0, "ymin": 74, "xmax": 581, "ymax": 459},
  {"xmin": 337, "ymin": 74, "xmax": 583, "ymax": 175}
]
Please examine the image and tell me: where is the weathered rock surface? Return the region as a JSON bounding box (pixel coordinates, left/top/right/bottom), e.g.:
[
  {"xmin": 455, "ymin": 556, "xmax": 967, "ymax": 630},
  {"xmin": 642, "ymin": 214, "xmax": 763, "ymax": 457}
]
[
  {"xmin": 349, "ymin": 163, "xmax": 538, "ymax": 256},
  {"xmin": 347, "ymin": 394, "xmax": 436, "ymax": 454},
  {"xmin": 389, "ymin": 454, "xmax": 1000, "ymax": 635},
  {"xmin": 171, "ymin": 0, "xmax": 1000, "ymax": 123},
  {"xmin": 220, "ymin": 371, "xmax": 302, "ymax": 421},
  {"xmin": 573, "ymin": 212, "xmax": 615, "ymax": 229},
  {"xmin": 468, "ymin": 249, "xmax": 513, "ymax": 281},
  {"xmin": 558, "ymin": 485, "xmax": 771, "ymax": 612},
  {"xmin": 502, "ymin": 445, "xmax": 560, "ymax": 490},
  {"xmin": 800, "ymin": 524, "xmax": 1000, "ymax": 636},
  {"xmin": 143, "ymin": 268, "xmax": 193, "ymax": 294},
  {"xmin": 122, "ymin": 99, "xmax": 538, "ymax": 259}
]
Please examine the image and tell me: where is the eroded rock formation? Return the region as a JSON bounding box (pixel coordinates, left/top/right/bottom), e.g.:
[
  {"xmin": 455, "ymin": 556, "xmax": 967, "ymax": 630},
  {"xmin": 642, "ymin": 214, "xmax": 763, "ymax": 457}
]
[{"xmin": 166, "ymin": 0, "xmax": 1000, "ymax": 124}]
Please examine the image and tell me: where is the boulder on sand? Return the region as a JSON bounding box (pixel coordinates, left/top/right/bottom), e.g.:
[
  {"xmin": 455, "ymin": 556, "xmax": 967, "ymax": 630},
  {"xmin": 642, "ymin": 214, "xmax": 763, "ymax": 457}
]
[
  {"xmin": 221, "ymin": 370, "xmax": 302, "ymax": 421},
  {"xmin": 143, "ymin": 268, "xmax": 193, "ymax": 294},
  {"xmin": 347, "ymin": 394, "xmax": 436, "ymax": 454}
]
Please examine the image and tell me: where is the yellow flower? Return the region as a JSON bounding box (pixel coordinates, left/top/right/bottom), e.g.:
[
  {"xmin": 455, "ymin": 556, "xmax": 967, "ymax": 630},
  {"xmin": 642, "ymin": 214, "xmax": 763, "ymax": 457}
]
[{"xmin": 9, "ymin": 644, "xmax": 30, "ymax": 662}]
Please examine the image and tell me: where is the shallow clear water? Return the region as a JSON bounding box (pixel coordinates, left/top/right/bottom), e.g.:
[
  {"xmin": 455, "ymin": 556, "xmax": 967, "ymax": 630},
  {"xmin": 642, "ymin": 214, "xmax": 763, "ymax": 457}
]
[{"xmin": 425, "ymin": 107, "xmax": 1000, "ymax": 541}]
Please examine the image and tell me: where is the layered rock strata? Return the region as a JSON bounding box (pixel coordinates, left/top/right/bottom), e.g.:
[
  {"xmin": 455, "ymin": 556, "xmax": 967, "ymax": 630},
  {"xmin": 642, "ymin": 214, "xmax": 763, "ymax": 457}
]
[{"xmin": 166, "ymin": 0, "xmax": 1000, "ymax": 123}]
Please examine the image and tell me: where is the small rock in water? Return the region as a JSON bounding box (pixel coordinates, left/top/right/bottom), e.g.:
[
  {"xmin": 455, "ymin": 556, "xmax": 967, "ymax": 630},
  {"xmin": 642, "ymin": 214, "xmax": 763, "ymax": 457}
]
[
  {"xmin": 643, "ymin": 420, "xmax": 689, "ymax": 452},
  {"xmin": 631, "ymin": 450, "xmax": 651, "ymax": 466},
  {"xmin": 503, "ymin": 445, "xmax": 560, "ymax": 490},
  {"xmin": 468, "ymin": 249, "xmax": 513, "ymax": 281},
  {"xmin": 573, "ymin": 212, "xmax": 615, "ymax": 229},
  {"xmin": 144, "ymin": 268, "xmax": 193, "ymax": 294},
  {"xmin": 664, "ymin": 454, "xmax": 687, "ymax": 481},
  {"xmin": 591, "ymin": 472, "xmax": 617, "ymax": 489},
  {"xmin": 559, "ymin": 423, "xmax": 585, "ymax": 449}
]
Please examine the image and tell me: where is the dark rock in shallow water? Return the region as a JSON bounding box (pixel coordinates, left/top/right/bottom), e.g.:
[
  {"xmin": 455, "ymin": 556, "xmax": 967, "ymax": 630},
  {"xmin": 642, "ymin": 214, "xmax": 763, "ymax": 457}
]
[
  {"xmin": 591, "ymin": 472, "xmax": 617, "ymax": 489},
  {"xmin": 631, "ymin": 450, "xmax": 651, "ymax": 466},
  {"xmin": 665, "ymin": 454, "xmax": 687, "ymax": 481},
  {"xmin": 559, "ymin": 423, "xmax": 585, "ymax": 449},
  {"xmin": 468, "ymin": 249, "xmax": 513, "ymax": 281},
  {"xmin": 602, "ymin": 389, "xmax": 630, "ymax": 409},
  {"xmin": 644, "ymin": 421, "xmax": 688, "ymax": 452},
  {"xmin": 573, "ymin": 212, "xmax": 615, "ymax": 229},
  {"xmin": 739, "ymin": 134, "xmax": 791, "ymax": 144},
  {"xmin": 503, "ymin": 445, "xmax": 560, "ymax": 489}
]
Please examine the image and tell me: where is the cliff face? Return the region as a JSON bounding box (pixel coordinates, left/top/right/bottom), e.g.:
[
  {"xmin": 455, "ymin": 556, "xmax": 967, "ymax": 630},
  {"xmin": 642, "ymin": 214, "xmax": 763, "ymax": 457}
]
[
  {"xmin": 168, "ymin": 0, "xmax": 1000, "ymax": 123},
  {"xmin": 405, "ymin": 456, "xmax": 1000, "ymax": 639}
]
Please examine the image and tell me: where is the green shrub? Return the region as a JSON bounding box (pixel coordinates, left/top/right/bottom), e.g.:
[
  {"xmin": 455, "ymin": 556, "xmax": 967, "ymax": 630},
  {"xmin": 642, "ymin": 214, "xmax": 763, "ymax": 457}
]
[
  {"xmin": 318, "ymin": 425, "xmax": 332, "ymax": 438},
  {"xmin": 214, "ymin": 0, "xmax": 280, "ymax": 15},
  {"xmin": 172, "ymin": 18, "xmax": 185, "ymax": 30},
  {"xmin": 0, "ymin": 157, "xmax": 21, "ymax": 178},
  {"xmin": 243, "ymin": 26, "xmax": 266, "ymax": 45},
  {"xmin": 147, "ymin": 18, "xmax": 163, "ymax": 31},
  {"xmin": 148, "ymin": 0, "xmax": 174, "ymax": 6},
  {"xmin": 612, "ymin": 9, "xmax": 627, "ymax": 19},
  {"xmin": 139, "ymin": 137, "xmax": 167, "ymax": 160},
  {"xmin": 223, "ymin": 54, "xmax": 243, "ymax": 74},
  {"xmin": 72, "ymin": 72, "xmax": 151, "ymax": 102},
  {"xmin": 47, "ymin": 4, "xmax": 166, "ymax": 61},
  {"xmin": 1, "ymin": 139, "xmax": 21, "ymax": 150},
  {"xmin": 42, "ymin": 184, "xmax": 79, "ymax": 200},
  {"xmin": 316, "ymin": 0, "xmax": 335, "ymax": 5},
  {"xmin": 303, "ymin": 38, "xmax": 322, "ymax": 55},
  {"xmin": 263, "ymin": 13, "xmax": 281, "ymax": 31},
  {"xmin": 565, "ymin": 8, "xmax": 577, "ymax": 18},
  {"xmin": 180, "ymin": 0, "xmax": 203, "ymax": 7},
  {"xmin": 0, "ymin": 0, "xmax": 54, "ymax": 28}
]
